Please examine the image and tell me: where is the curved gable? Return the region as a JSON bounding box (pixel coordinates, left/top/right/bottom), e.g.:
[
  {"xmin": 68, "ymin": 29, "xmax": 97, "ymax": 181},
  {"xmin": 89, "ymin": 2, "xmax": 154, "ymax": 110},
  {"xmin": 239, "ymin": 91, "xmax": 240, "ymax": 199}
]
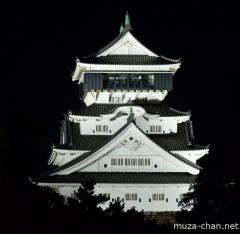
[{"xmin": 97, "ymin": 31, "xmax": 158, "ymax": 57}]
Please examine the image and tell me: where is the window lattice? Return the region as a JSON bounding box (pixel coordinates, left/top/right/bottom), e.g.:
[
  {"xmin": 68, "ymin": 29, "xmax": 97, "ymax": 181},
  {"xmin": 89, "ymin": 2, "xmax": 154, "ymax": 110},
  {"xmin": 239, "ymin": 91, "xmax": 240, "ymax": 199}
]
[{"xmin": 152, "ymin": 193, "xmax": 165, "ymax": 201}]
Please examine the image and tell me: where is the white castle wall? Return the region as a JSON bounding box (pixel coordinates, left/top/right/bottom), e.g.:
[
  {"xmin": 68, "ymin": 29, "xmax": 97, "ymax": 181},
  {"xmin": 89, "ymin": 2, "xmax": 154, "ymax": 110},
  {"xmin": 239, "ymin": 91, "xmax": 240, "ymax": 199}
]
[
  {"xmin": 49, "ymin": 150, "xmax": 89, "ymax": 166},
  {"xmin": 80, "ymin": 145, "xmax": 190, "ymax": 173},
  {"xmin": 85, "ymin": 90, "xmax": 168, "ymax": 106},
  {"xmin": 171, "ymin": 149, "xmax": 209, "ymax": 162},
  {"xmin": 71, "ymin": 106, "xmax": 189, "ymax": 136},
  {"xmin": 80, "ymin": 116, "xmax": 128, "ymax": 135},
  {"xmin": 41, "ymin": 183, "xmax": 190, "ymax": 212}
]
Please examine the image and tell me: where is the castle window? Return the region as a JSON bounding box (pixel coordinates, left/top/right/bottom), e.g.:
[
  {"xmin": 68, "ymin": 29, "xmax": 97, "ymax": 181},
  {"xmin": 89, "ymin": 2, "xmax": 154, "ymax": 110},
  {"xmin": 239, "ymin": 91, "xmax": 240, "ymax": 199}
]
[
  {"xmin": 96, "ymin": 125, "xmax": 101, "ymax": 132},
  {"xmin": 96, "ymin": 125, "xmax": 108, "ymax": 132},
  {"xmin": 129, "ymin": 75, "xmax": 141, "ymax": 87},
  {"xmin": 108, "ymin": 76, "xmax": 115, "ymax": 87},
  {"xmin": 152, "ymin": 194, "xmax": 165, "ymax": 201},
  {"xmin": 149, "ymin": 75, "xmax": 154, "ymax": 86},
  {"xmin": 154, "ymin": 164, "xmax": 157, "ymax": 168},
  {"xmin": 104, "ymin": 164, "xmax": 107, "ymax": 168},
  {"xmin": 125, "ymin": 193, "xmax": 138, "ymax": 201},
  {"xmin": 103, "ymin": 125, "xmax": 108, "ymax": 132},
  {"xmin": 110, "ymin": 96, "xmax": 122, "ymax": 103},
  {"xmin": 102, "ymin": 193, "xmax": 110, "ymax": 198},
  {"xmin": 150, "ymin": 125, "xmax": 162, "ymax": 133},
  {"xmin": 124, "ymin": 158, "xmax": 150, "ymax": 166},
  {"xmin": 111, "ymin": 158, "xmax": 124, "ymax": 166}
]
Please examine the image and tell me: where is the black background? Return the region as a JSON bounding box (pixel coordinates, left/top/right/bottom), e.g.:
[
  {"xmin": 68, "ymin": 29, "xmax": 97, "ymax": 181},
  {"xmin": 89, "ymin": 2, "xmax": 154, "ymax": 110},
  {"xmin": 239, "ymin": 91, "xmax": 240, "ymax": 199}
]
[{"xmin": 2, "ymin": 1, "xmax": 239, "ymax": 176}]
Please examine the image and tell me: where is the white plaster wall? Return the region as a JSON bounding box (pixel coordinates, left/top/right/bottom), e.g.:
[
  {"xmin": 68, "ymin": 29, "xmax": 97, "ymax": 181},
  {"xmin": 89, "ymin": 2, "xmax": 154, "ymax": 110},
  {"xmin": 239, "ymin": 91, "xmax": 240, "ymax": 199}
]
[
  {"xmin": 96, "ymin": 92, "xmax": 110, "ymax": 103},
  {"xmin": 98, "ymin": 32, "xmax": 158, "ymax": 57},
  {"xmin": 109, "ymin": 44, "xmax": 148, "ymax": 55},
  {"xmin": 80, "ymin": 145, "xmax": 191, "ymax": 173},
  {"xmin": 87, "ymin": 90, "xmax": 168, "ymax": 104},
  {"xmin": 171, "ymin": 149, "xmax": 209, "ymax": 162},
  {"xmin": 55, "ymin": 123, "xmax": 199, "ymax": 175},
  {"xmin": 52, "ymin": 150, "xmax": 90, "ymax": 166},
  {"xmin": 84, "ymin": 92, "xmax": 95, "ymax": 106},
  {"xmin": 80, "ymin": 116, "xmax": 128, "ymax": 135},
  {"xmin": 77, "ymin": 107, "xmax": 189, "ymax": 136},
  {"xmin": 95, "ymin": 184, "xmax": 190, "ymax": 212},
  {"xmin": 42, "ymin": 183, "xmax": 190, "ymax": 212},
  {"xmin": 135, "ymin": 116, "xmax": 178, "ymax": 134}
]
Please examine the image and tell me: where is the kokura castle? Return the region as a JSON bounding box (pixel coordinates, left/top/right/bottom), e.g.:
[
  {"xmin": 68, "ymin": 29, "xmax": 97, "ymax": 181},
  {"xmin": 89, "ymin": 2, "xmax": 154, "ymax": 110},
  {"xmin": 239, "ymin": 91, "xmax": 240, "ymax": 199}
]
[{"xmin": 36, "ymin": 13, "xmax": 209, "ymax": 212}]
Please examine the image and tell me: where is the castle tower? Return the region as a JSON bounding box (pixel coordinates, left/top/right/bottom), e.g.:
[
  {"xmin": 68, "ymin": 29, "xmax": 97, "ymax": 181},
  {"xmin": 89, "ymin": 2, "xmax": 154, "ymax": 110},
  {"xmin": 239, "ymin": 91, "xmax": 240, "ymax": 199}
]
[{"xmin": 36, "ymin": 13, "xmax": 209, "ymax": 212}]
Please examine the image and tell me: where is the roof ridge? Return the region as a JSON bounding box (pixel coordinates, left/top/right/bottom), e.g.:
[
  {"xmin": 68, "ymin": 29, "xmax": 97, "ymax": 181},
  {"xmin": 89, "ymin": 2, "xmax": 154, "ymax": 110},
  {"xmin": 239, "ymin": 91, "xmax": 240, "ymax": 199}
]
[
  {"xmin": 170, "ymin": 152, "xmax": 202, "ymax": 170},
  {"xmin": 160, "ymin": 55, "xmax": 181, "ymax": 63},
  {"xmin": 193, "ymin": 143, "xmax": 210, "ymax": 149},
  {"xmin": 168, "ymin": 106, "xmax": 191, "ymax": 116}
]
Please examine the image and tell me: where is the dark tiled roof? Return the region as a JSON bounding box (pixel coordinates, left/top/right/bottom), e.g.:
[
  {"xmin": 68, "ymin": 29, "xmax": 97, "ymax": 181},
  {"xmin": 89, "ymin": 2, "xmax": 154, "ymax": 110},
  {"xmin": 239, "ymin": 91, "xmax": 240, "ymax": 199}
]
[
  {"xmin": 59, "ymin": 121, "xmax": 109, "ymax": 150},
  {"xmin": 95, "ymin": 29, "xmax": 130, "ymax": 56},
  {"xmin": 71, "ymin": 102, "xmax": 190, "ymax": 117},
  {"xmin": 48, "ymin": 121, "xmax": 202, "ymax": 176},
  {"xmin": 36, "ymin": 172, "xmax": 196, "ymax": 184},
  {"xmin": 48, "ymin": 122, "xmax": 132, "ymax": 175},
  {"xmin": 148, "ymin": 123, "xmax": 205, "ymax": 151},
  {"xmin": 58, "ymin": 121, "xmax": 205, "ymax": 152},
  {"xmin": 82, "ymin": 29, "xmax": 179, "ymax": 64},
  {"xmin": 81, "ymin": 55, "xmax": 179, "ymax": 65}
]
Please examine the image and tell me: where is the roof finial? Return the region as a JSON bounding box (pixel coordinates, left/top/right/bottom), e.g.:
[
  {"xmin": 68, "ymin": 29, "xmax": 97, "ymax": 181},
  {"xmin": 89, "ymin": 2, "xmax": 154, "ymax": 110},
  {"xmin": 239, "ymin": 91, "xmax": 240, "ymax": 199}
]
[
  {"xmin": 125, "ymin": 11, "xmax": 131, "ymax": 30},
  {"xmin": 119, "ymin": 22, "xmax": 125, "ymax": 34},
  {"xmin": 127, "ymin": 107, "xmax": 135, "ymax": 122}
]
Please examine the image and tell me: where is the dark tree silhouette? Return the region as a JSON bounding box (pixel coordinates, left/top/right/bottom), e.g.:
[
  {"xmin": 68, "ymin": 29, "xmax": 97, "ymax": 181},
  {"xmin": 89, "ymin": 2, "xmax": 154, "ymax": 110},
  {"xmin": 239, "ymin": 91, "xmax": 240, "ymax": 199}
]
[
  {"xmin": 178, "ymin": 142, "xmax": 240, "ymax": 224},
  {"xmin": 67, "ymin": 179, "xmax": 109, "ymax": 217}
]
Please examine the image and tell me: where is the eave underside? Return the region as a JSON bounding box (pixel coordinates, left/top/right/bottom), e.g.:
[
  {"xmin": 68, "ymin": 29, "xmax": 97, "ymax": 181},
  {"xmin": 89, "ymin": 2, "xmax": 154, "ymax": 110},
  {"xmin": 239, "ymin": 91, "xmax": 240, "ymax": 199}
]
[{"xmin": 80, "ymin": 55, "xmax": 180, "ymax": 65}]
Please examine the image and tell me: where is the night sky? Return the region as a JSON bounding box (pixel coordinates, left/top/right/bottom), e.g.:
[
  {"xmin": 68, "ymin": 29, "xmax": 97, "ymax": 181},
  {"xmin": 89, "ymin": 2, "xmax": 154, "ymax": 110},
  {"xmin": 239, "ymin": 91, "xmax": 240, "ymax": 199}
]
[{"xmin": 2, "ymin": 1, "xmax": 239, "ymax": 176}]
